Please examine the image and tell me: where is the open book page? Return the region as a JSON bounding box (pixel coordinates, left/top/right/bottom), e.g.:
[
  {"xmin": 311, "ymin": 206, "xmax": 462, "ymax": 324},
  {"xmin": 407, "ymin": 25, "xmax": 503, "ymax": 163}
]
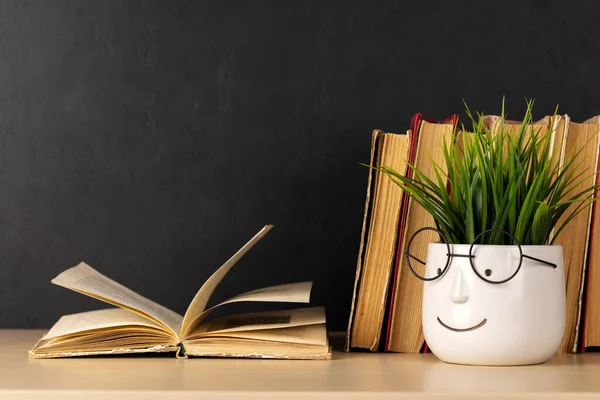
[
  {"xmin": 217, "ymin": 282, "xmax": 312, "ymax": 304},
  {"xmin": 52, "ymin": 262, "xmax": 182, "ymax": 337},
  {"xmin": 198, "ymin": 324, "xmax": 327, "ymax": 346},
  {"xmin": 180, "ymin": 224, "xmax": 274, "ymax": 336},
  {"xmin": 30, "ymin": 308, "xmax": 177, "ymax": 358},
  {"xmin": 41, "ymin": 308, "xmax": 168, "ymax": 341},
  {"xmin": 181, "ymin": 281, "xmax": 313, "ymax": 337},
  {"xmin": 185, "ymin": 307, "xmax": 326, "ymax": 339},
  {"xmin": 36, "ymin": 327, "xmax": 175, "ymax": 352}
]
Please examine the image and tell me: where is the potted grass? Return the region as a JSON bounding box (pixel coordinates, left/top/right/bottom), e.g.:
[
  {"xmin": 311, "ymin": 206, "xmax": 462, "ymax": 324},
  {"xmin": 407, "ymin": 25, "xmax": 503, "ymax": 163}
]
[{"xmin": 376, "ymin": 100, "xmax": 599, "ymax": 366}]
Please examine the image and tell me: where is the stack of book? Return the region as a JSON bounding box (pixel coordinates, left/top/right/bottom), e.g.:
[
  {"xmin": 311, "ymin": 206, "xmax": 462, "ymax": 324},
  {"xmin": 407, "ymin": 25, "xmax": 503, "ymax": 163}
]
[{"xmin": 346, "ymin": 112, "xmax": 600, "ymax": 354}]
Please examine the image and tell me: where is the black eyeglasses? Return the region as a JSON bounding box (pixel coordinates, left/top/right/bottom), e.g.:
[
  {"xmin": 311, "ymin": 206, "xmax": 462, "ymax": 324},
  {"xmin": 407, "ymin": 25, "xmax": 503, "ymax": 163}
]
[{"xmin": 405, "ymin": 227, "xmax": 557, "ymax": 284}]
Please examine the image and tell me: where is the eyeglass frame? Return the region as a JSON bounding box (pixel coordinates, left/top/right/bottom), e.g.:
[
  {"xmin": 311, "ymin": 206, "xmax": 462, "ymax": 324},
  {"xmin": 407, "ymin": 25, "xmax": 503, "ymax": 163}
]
[{"xmin": 405, "ymin": 227, "xmax": 558, "ymax": 284}]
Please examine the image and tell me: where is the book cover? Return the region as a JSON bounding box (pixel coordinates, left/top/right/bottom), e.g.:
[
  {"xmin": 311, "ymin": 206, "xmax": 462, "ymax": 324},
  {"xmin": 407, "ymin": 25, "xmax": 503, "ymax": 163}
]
[{"xmin": 384, "ymin": 114, "xmax": 457, "ymax": 352}]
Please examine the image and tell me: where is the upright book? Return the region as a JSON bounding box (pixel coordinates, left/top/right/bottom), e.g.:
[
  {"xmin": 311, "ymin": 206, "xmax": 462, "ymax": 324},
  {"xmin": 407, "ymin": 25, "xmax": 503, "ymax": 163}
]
[
  {"xmin": 571, "ymin": 116, "xmax": 600, "ymax": 352},
  {"xmin": 384, "ymin": 114, "xmax": 457, "ymax": 353},
  {"xmin": 346, "ymin": 129, "xmax": 410, "ymax": 351},
  {"xmin": 582, "ymin": 142, "xmax": 600, "ymax": 351},
  {"xmin": 29, "ymin": 225, "xmax": 331, "ymax": 360},
  {"xmin": 486, "ymin": 114, "xmax": 599, "ymax": 353},
  {"xmin": 552, "ymin": 116, "xmax": 600, "ymax": 353}
]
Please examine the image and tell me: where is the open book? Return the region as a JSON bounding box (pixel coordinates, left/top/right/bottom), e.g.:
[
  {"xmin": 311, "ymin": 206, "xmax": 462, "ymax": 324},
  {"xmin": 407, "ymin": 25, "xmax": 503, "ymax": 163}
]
[{"xmin": 29, "ymin": 225, "xmax": 331, "ymax": 360}]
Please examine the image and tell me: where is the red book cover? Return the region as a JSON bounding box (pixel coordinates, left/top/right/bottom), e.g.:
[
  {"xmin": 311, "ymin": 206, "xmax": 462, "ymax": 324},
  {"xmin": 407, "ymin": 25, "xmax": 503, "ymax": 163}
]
[{"xmin": 383, "ymin": 113, "xmax": 458, "ymax": 352}]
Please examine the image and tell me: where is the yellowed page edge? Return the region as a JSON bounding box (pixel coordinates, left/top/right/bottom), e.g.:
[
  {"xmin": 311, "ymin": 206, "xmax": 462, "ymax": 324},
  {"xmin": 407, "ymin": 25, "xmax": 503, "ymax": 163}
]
[
  {"xmin": 346, "ymin": 130, "xmax": 381, "ymax": 351},
  {"xmin": 573, "ymin": 116, "xmax": 600, "ymax": 352},
  {"xmin": 29, "ymin": 344, "xmax": 177, "ymax": 359},
  {"xmin": 195, "ymin": 324, "xmax": 327, "ymax": 346}
]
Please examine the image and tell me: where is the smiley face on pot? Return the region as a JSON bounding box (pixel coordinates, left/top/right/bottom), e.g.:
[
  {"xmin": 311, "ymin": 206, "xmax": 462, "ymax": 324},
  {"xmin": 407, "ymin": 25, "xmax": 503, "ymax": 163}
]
[{"xmin": 407, "ymin": 227, "xmax": 566, "ymax": 366}]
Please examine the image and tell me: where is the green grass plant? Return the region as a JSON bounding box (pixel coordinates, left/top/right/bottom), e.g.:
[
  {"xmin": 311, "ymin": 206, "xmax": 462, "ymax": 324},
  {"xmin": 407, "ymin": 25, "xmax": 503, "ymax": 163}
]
[{"xmin": 374, "ymin": 99, "xmax": 600, "ymax": 245}]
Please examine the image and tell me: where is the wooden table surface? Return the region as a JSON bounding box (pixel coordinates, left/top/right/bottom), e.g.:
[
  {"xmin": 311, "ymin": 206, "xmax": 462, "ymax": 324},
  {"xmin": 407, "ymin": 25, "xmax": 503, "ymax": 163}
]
[{"xmin": 2, "ymin": 329, "xmax": 600, "ymax": 399}]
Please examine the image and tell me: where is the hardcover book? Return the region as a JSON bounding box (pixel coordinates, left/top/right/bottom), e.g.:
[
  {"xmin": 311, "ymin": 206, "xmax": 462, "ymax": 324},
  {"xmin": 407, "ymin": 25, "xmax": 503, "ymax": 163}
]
[
  {"xmin": 346, "ymin": 130, "xmax": 410, "ymax": 351},
  {"xmin": 385, "ymin": 114, "xmax": 457, "ymax": 353}
]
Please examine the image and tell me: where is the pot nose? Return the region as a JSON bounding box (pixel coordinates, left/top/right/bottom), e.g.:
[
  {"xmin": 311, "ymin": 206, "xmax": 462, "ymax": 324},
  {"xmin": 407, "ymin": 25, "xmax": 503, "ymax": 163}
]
[{"xmin": 450, "ymin": 267, "xmax": 469, "ymax": 304}]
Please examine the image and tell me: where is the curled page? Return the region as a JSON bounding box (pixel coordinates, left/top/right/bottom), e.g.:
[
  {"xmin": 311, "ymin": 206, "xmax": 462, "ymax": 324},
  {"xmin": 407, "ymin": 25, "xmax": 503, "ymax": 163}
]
[
  {"xmin": 51, "ymin": 262, "xmax": 183, "ymax": 337},
  {"xmin": 215, "ymin": 282, "xmax": 313, "ymax": 305},
  {"xmin": 41, "ymin": 308, "xmax": 166, "ymax": 341},
  {"xmin": 200, "ymin": 324, "xmax": 328, "ymax": 346},
  {"xmin": 180, "ymin": 224, "xmax": 274, "ymax": 337},
  {"xmin": 181, "ymin": 281, "xmax": 313, "ymax": 337},
  {"xmin": 186, "ymin": 306, "xmax": 326, "ymax": 338}
]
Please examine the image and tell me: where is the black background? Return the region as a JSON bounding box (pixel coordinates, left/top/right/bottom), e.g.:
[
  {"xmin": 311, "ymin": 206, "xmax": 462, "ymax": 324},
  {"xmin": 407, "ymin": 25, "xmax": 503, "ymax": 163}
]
[{"xmin": 1, "ymin": 0, "xmax": 599, "ymax": 331}]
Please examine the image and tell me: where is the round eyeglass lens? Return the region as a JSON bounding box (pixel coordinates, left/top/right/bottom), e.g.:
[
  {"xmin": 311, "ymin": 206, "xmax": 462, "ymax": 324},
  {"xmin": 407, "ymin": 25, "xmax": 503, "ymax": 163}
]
[
  {"xmin": 405, "ymin": 227, "xmax": 450, "ymax": 281},
  {"xmin": 469, "ymin": 229, "xmax": 523, "ymax": 284}
]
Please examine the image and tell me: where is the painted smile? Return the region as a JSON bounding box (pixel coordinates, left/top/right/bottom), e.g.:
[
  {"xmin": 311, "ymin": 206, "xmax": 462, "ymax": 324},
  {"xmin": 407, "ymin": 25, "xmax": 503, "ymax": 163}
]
[{"xmin": 437, "ymin": 317, "xmax": 487, "ymax": 332}]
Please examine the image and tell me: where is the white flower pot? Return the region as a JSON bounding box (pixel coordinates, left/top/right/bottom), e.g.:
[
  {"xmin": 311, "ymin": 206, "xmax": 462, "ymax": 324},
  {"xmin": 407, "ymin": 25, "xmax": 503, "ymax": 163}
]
[{"xmin": 422, "ymin": 243, "xmax": 565, "ymax": 366}]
